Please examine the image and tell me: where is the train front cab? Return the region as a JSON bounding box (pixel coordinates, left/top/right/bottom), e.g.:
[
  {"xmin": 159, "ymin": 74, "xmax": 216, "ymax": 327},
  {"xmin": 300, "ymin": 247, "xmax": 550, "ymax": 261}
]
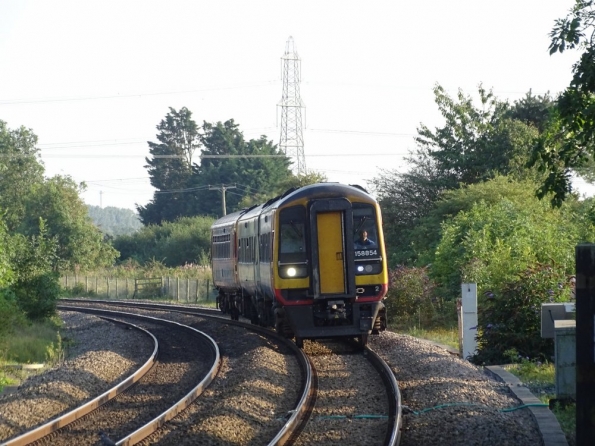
[{"xmin": 274, "ymin": 194, "xmax": 387, "ymax": 347}]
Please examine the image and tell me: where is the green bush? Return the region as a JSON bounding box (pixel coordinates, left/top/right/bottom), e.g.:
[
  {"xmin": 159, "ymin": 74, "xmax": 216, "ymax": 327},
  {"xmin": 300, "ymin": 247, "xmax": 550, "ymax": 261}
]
[
  {"xmin": 0, "ymin": 290, "xmax": 25, "ymax": 339},
  {"xmin": 113, "ymin": 215, "xmax": 214, "ymax": 267},
  {"xmin": 385, "ymin": 266, "xmax": 455, "ymax": 329},
  {"xmin": 10, "ymin": 221, "xmax": 61, "ymax": 320},
  {"xmin": 472, "ymin": 263, "xmax": 572, "ymax": 365}
]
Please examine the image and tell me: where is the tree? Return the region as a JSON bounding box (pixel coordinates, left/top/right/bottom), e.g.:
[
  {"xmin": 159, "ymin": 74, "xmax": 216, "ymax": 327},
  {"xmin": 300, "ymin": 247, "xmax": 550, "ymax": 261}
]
[
  {"xmin": 10, "ymin": 219, "xmax": 61, "ymax": 320},
  {"xmin": 372, "ymin": 85, "xmax": 543, "ymax": 265},
  {"xmin": 276, "ymin": 171, "xmax": 328, "ymax": 190},
  {"xmin": 87, "ymin": 205, "xmax": 142, "ymax": 237},
  {"xmin": 431, "ymin": 190, "xmax": 592, "ymax": 301},
  {"xmin": 0, "ymin": 121, "xmax": 45, "ymax": 230},
  {"xmin": 138, "ymin": 107, "xmax": 202, "ymax": 225},
  {"xmin": 21, "ymin": 176, "xmax": 118, "ymax": 271},
  {"xmin": 114, "ymin": 215, "xmax": 214, "ymax": 266},
  {"xmin": 531, "ymin": 0, "xmax": 595, "ymax": 204},
  {"xmin": 191, "ymin": 120, "xmax": 292, "ymax": 217},
  {"xmin": 409, "ymin": 176, "xmax": 545, "ymax": 266}
]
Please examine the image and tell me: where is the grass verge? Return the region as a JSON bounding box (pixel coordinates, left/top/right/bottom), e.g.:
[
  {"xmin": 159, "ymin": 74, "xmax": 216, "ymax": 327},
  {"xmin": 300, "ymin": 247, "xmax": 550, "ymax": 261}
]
[
  {"xmin": 0, "ymin": 317, "xmax": 65, "ymax": 392},
  {"xmin": 505, "ymin": 361, "xmax": 575, "ymax": 446},
  {"xmin": 402, "ymin": 325, "xmax": 459, "ymax": 350}
]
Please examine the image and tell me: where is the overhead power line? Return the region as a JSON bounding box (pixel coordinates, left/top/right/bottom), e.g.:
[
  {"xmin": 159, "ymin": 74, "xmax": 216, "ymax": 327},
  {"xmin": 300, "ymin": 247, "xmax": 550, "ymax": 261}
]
[{"xmin": 0, "ymin": 81, "xmax": 279, "ymax": 105}]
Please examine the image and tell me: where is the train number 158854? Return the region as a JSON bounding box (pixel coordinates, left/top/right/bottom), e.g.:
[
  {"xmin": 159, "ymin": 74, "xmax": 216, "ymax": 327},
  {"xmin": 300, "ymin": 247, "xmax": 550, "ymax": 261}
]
[{"xmin": 355, "ymin": 249, "xmax": 377, "ymax": 257}]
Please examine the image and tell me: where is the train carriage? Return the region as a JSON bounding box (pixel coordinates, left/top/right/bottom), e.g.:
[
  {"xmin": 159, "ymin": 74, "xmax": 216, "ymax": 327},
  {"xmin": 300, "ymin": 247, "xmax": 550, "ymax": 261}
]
[{"xmin": 211, "ymin": 183, "xmax": 388, "ymax": 347}]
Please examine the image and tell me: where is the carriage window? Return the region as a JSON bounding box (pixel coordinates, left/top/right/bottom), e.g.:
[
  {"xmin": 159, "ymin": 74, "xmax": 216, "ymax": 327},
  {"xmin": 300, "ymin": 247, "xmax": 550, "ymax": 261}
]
[
  {"xmin": 352, "ymin": 204, "xmax": 378, "ymax": 250},
  {"xmin": 279, "ymin": 206, "xmax": 307, "ymax": 263}
]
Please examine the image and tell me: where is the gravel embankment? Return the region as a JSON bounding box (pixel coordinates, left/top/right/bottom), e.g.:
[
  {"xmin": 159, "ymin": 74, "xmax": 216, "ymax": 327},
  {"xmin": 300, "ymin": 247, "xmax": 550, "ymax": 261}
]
[
  {"xmin": 1, "ymin": 309, "xmax": 547, "ymax": 445},
  {"xmin": 370, "ymin": 333, "xmax": 544, "ymax": 446},
  {"xmin": 0, "ymin": 311, "xmax": 154, "ymax": 442}
]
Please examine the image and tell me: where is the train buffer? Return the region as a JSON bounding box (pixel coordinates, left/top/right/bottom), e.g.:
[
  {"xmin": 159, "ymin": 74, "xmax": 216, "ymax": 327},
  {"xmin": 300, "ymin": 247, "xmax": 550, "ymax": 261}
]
[{"xmin": 132, "ymin": 277, "xmax": 163, "ymax": 299}]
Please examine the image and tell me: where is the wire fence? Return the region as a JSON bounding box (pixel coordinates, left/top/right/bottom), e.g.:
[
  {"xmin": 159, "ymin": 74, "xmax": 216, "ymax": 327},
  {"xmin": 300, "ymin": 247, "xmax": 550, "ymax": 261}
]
[{"xmin": 60, "ymin": 276, "xmax": 217, "ymax": 303}]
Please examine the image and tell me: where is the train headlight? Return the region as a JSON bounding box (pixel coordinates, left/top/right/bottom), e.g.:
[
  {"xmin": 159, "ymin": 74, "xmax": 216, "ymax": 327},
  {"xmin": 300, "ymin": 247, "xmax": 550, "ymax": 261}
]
[
  {"xmin": 279, "ymin": 264, "xmax": 308, "ymax": 279},
  {"xmin": 355, "ymin": 262, "xmax": 382, "ymax": 275}
]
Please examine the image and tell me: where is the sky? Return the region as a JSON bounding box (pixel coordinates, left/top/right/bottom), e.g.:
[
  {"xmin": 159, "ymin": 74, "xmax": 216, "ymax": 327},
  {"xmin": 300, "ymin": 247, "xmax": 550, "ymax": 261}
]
[{"xmin": 0, "ymin": 0, "xmax": 585, "ymax": 211}]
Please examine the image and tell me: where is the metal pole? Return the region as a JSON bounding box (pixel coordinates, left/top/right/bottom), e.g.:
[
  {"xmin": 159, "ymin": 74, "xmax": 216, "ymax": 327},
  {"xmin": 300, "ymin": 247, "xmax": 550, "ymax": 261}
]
[{"xmin": 575, "ymin": 243, "xmax": 595, "ymax": 445}]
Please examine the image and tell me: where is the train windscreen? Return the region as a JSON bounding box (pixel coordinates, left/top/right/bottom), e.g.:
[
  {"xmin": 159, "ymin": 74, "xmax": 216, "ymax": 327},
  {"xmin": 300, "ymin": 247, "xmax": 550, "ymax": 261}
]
[
  {"xmin": 353, "ymin": 204, "xmax": 379, "ymax": 255},
  {"xmin": 279, "ymin": 206, "xmax": 307, "ymax": 263}
]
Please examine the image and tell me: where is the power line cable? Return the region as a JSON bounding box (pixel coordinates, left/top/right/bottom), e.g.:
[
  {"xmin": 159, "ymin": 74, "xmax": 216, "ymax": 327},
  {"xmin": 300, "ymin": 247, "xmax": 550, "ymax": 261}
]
[{"xmin": 0, "ymin": 80, "xmax": 280, "ymax": 105}]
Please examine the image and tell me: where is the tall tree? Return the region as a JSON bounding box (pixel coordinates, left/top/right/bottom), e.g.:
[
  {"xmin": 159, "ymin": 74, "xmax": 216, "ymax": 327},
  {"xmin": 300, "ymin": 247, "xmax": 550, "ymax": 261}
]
[
  {"xmin": 531, "ymin": 0, "xmax": 595, "ymax": 204},
  {"xmin": 192, "ymin": 120, "xmax": 292, "ymax": 217},
  {"xmin": 21, "ymin": 176, "xmax": 118, "ymax": 271},
  {"xmin": 372, "ymin": 85, "xmax": 542, "ymax": 265},
  {"xmin": 138, "ymin": 107, "xmax": 202, "ymax": 224},
  {"xmin": 0, "ymin": 121, "xmax": 45, "ymax": 230}
]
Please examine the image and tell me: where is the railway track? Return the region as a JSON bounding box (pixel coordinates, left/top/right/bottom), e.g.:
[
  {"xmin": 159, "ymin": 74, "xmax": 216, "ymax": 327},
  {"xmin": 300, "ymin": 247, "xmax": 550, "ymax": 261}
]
[
  {"xmin": 3, "ymin": 309, "xmax": 220, "ymax": 446},
  {"xmin": 2, "ymin": 299, "xmax": 402, "ymax": 445}
]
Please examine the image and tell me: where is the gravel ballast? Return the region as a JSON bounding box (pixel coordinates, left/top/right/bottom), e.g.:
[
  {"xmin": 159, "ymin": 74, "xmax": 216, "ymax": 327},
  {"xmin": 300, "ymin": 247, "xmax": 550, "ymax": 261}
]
[
  {"xmin": 370, "ymin": 332, "xmax": 545, "ymax": 445},
  {"xmin": 1, "ymin": 309, "xmax": 552, "ymax": 445},
  {"xmin": 0, "ymin": 311, "xmax": 154, "ymax": 442}
]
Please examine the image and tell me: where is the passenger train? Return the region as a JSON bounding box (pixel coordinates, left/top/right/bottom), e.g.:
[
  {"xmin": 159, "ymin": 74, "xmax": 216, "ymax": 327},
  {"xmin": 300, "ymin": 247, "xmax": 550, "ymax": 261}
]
[{"xmin": 210, "ymin": 182, "xmax": 388, "ymax": 347}]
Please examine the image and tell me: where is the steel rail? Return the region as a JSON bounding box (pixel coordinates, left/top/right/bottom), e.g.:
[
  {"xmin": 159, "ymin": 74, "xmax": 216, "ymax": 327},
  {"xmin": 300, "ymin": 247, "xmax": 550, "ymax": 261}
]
[
  {"xmin": 2, "ymin": 316, "xmax": 158, "ymax": 446},
  {"xmin": 58, "ymin": 298, "xmax": 317, "ymax": 446},
  {"xmin": 55, "ymin": 305, "xmax": 222, "ymax": 446},
  {"xmin": 365, "ymin": 346, "xmax": 403, "ymax": 446}
]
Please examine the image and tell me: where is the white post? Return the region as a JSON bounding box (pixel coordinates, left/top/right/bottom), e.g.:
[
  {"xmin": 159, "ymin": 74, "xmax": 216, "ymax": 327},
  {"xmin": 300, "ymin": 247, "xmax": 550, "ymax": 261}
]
[{"xmin": 461, "ymin": 283, "xmax": 478, "ymax": 360}]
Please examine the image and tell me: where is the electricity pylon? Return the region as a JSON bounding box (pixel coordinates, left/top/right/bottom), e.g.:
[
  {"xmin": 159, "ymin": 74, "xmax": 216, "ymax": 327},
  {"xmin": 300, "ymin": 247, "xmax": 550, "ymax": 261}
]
[{"xmin": 278, "ymin": 36, "xmax": 306, "ymax": 175}]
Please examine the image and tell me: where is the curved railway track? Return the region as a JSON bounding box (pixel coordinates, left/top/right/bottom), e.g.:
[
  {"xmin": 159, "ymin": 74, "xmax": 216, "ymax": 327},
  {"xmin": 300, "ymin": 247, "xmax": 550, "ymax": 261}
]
[
  {"xmin": 3, "ymin": 299, "xmax": 402, "ymax": 445},
  {"xmin": 3, "ymin": 309, "xmax": 220, "ymax": 446}
]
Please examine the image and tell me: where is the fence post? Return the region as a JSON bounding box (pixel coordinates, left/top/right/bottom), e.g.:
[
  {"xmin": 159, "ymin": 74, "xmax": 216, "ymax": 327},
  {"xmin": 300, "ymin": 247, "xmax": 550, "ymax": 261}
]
[
  {"xmin": 176, "ymin": 277, "xmax": 180, "ymax": 301},
  {"xmin": 107, "ymin": 278, "xmax": 110, "ymax": 299},
  {"xmin": 85, "ymin": 276, "xmax": 88, "ymax": 293},
  {"xmin": 126, "ymin": 278, "xmax": 129, "ymax": 298},
  {"xmin": 196, "ymin": 279, "xmax": 199, "ymax": 303},
  {"xmin": 66, "ymin": 275, "xmax": 69, "ymax": 288},
  {"xmin": 186, "ymin": 278, "xmax": 190, "ymax": 302},
  {"xmin": 115, "ymin": 278, "xmax": 118, "ymax": 299},
  {"xmin": 206, "ymin": 279, "xmax": 210, "ymax": 301}
]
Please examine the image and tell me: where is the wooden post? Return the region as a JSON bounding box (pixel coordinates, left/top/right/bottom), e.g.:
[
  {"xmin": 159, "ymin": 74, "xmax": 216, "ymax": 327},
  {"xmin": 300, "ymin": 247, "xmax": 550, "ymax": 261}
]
[
  {"xmin": 107, "ymin": 278, "xmax": 110, "ymax": 299},
  {"xmin": 186, "ymin": 279, "xmax": 190, "ymax": 302},
  {"xmin": 85, "ymin": 276, "xmax": 88, "ymax": 293},
  {"xmin": 206, "ymin": 279, "xmax": 210, "ymax": 301},
  {"xmin": 176, "ymin": 277, "xmax": 180, "ymax": 301},
  {"xmin": 575, "ymin": 244, "xmax": 595, "ymax": 445},
  {"xmin": 115, "ymin": 278, "xmax": 118, "ymax": 299},
  {"xmin": 196, "ymin": 279, "xmax": 199, "ymax": 303}
]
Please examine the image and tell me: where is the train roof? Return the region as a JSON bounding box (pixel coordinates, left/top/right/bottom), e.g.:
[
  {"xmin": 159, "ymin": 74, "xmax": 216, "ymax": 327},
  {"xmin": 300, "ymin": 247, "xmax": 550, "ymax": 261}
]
[
  {"xmin": 264, "ymin": 183, "xmax": 374, "ymax": 209},
  {"xmin": 211, "ymin": 183, "xmax": 375, "ymax": 228},
  {"xmin": 238, "ymin": 203, "xmax": 264, "ymax": 221},
  {"xmin": 211, "ymin": 209, "xmax": 246, "ymax": 228}
]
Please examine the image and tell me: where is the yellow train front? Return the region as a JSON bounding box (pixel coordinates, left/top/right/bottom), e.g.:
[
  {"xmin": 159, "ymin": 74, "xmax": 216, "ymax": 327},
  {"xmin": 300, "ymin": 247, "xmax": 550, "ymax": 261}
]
[{"xmin": 212, "ymin": 182, "xmax": 388, "ymax": 348}]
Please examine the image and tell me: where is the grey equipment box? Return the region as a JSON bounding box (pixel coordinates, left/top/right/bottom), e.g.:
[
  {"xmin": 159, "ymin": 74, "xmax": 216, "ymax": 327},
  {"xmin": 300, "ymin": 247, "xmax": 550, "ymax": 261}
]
[{"xmin": 541, "ymin": 303, "xmax": 575, "ymax": 338}]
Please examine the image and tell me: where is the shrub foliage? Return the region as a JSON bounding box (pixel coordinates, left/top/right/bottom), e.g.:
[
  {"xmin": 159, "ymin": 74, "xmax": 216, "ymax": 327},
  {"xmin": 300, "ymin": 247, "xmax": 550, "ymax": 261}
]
[{"xmin": 472, "ymin": 263, "xmax": 573, "ymax": 365}]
